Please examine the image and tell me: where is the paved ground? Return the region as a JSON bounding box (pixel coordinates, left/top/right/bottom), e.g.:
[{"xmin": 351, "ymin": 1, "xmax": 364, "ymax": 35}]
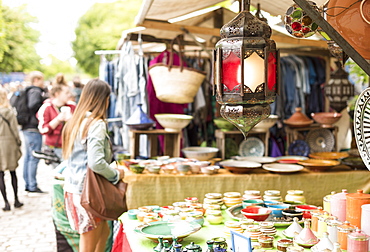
[{"xmin": 0, "ymin": 157, "xmax": 57, "ymax": 252}]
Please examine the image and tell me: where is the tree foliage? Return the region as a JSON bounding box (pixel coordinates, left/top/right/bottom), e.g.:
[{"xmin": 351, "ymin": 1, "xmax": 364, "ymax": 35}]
[
  {"xmin": 40, "ymin": 55, "xmax": 75, "ymax": 81},
  {"xmin": 73, "ymin": 0, "xmax": 140, "ymax": 77},
  {"xmin": 0, "ymin": 4, "xmax": 41, "ymax": 72}
]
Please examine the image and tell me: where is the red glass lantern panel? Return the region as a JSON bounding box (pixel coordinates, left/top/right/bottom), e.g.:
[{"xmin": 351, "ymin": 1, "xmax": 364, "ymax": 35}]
[
  {"xmin": 267, "ymin": 51, "xmax": 277, "ymax": 91},
  {"xmin": 222, "ymin": 52, "xmax": 240, "ymax": 91}
]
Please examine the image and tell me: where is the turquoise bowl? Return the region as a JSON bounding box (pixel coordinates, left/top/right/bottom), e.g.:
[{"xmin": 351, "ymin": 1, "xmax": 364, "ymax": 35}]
[
  {"xmin": 267, "ymin": 204, "xmax": 290, "ymax": 218},
  {"xmin": 242, "ymin": 199, "xmax": 264, "ymax": 208},
  {"xmin": 128, "ymin": 209, "xmax": 139, "ymax": 220}
]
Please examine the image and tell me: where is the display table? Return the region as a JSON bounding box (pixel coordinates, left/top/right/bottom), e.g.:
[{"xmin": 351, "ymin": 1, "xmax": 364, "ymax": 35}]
[
  {"xmin": 122, "ymin": 166, "xmax": 370, "ymax": 209},
  {"xmin": 117, "ymin": 211, "xmax": 311, "ymax": 251}
]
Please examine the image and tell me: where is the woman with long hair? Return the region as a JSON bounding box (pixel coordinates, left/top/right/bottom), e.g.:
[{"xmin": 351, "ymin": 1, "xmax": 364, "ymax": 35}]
[
  {"xmin": 0, "ymin": 87, "xmax": 23, "ymax": 211},
  {"xmin": 62, "ymin": 78, "xmax": 124, "ymax": 251},
  {"xmin": 37, "ymin": 82, "xmax": 75, "ymax": 166}
]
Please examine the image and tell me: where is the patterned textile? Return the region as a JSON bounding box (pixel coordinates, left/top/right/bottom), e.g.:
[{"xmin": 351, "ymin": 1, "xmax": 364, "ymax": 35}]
[{"xmin": 64, "ymin": 192, "xmax": 102, "ymax": 234}]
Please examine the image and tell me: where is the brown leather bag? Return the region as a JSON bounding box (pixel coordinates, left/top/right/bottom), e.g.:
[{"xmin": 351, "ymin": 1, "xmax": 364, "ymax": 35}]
[{"xmin": 80, "ymin": 166, "xmax": 128, "ymax": 220}]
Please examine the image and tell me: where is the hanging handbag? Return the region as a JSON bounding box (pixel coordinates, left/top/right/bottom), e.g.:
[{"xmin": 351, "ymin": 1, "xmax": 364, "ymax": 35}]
[
  {"xmin": 80, "ymin": 166, "xmax": 128, "ymax": 220},
  {"xmin": 149, "ymin": 35, "xmax": 206, "ymax": 104}
]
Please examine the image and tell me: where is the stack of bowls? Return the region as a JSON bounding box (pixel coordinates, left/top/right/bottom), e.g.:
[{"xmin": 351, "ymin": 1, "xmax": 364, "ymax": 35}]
[
  {"xmin": 243, "ymin": 190, "xmax": 262, "ymax": 200},
  {"xmin": 223, "ymin": 221, "xmax": 243, "ymax": 236},
  {"xmin": 204, "ymin": 193, "xmax": 224, "ymax": 209},
  {"xmin": 243, "ymin": 224, "xmax": 262, "ymax": 241},
  {"xmin": 223, "ymin": 192, "xmax": 243, "ymax": 208},
  {"xmin": 260, "ymin": 222, "xmax": 277, "ymax": 236},
  {"xmin": 264, "ymin": 190, "xmax": 283, "ymax": 202}
]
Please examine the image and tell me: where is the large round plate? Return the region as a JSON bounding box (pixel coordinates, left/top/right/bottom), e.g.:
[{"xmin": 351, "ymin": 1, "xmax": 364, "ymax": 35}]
[
  {"xmin": 134, "ymin": 221, "xmax": 201, "ymax": 241},
  {"xmin": 275, "ymin": 156, "xmax": 308, "ymax": 164},
  {"xmin": 262, "ymin": 163, "xmax": 304, "ymax": 174},
  {"xmin": 219, "ymin": 160, "xmax": 262, "ymax": 174},
  {"xmin": 235, "ymin": 156, "xmax": 277, "ymax": 164},
  {"xmin": 354, "ymin": 88, "xmax": 370, "ymax": 171},
  {"xmin": 288, "ymin": 140, "xmax": 310, "ymax": 157},
  {"xmin": 239, "ymin": 137, "xmax": 265, "ymax": 157},
  {"xmin": 305, "ymin": 128, "xmax": 335, "ymax": 153},
  {"xmin": 309, "ymin": 152, "xmax": 349, "ymax": 160},
  {"xmin": 298, "ymin": 159, "xmax": 340, "ymax": 172}
]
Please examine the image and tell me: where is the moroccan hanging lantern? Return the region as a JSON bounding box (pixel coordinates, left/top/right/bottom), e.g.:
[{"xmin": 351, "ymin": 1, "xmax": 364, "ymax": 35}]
[
  {"xmin": 213, "ymin": 0, "xmax": 279, "ymax": 138},
  {"xmin": 325, "ymin": 61, "xmax": 354, "ymax": 112},
  {"xmin": 284, "ymin": 1, "xmax": 319, "ymax": 38}
]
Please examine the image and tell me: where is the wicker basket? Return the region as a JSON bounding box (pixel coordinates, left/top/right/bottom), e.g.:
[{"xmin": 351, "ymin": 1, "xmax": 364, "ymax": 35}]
[{"xmin": 149, "ymin": 36, "xmax": 206, "ymax": 104}]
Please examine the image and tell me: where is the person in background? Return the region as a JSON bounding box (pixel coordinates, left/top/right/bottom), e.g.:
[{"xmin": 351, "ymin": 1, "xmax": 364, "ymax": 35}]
[
  {"xmin": 0, "ymin": 87, "xmax": 23, "ymax": 211},
  {"xmin": 22, "ymin": 71, "xmax": 47, "ymax": 193},
  {"xmin": 54, "ymin": 73, "xmax": 68, "ymax": 86},
  {"xmin": 71, "ymin": 76, "xmax": 84, "ymax": 104},
  {"xmin": 37, "ymin": 81, "xmax": 76, "ymax": 167},
  {"xmin": 62, "ymin": 78, "xmax": 124, "ymax": 251}
]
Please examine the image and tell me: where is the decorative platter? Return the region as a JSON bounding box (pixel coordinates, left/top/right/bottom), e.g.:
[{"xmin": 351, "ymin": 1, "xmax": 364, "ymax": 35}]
[
  {"xmin": 134, "ymin": 221, "xmax": 201, "ymax": 241},
  {"xmin": 354, "ymin": 88, "xmax": 370, "ymax": 171},
  {"xmin": 226, "ymin": 204, "xmax": 304, "ymax": 227},
  {"xmin": 238, "ymin": 137, "xmax": 265, "ymax": 157},
  {"xmin": 306, "ymin": 128, "xmax": 335, "ymax": 153},
  {"xmin": 262, "ymin": 163, "xmax": 304, "ymax": 174},
  {"xmin": 234, "ymin": 156, "xmax": 277, "ymax": 164},
  {"xmin": 309, "ymin": 152, "xmax": 349, "ymax": 160},
  {"xmin": 297, "ymin": 159, "xmax": 340, "ymax": 172},
  {"xmin": 275, "ymin": 156, "xmax": 308, "ymax": 164},
  {"xmin": 288, "ymin": 140, "xmax": 310, "ymax": 157},
  {"xmin": 219, "ymin": 160, "xmax": 262, "ymax": 174}
]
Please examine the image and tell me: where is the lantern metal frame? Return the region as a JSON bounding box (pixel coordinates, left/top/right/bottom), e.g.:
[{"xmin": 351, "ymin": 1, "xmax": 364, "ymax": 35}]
[{"xmin": 212, "ymin": 0, "xmax": 279, "ymax": 137}]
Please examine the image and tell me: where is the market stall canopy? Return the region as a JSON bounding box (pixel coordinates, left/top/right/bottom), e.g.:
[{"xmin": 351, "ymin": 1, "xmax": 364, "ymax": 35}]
[
  {"xmin": 135, "ymin": 0, "xmax": 328, "ymax": 23},
  {"xmin": 124, "ymin": 0, "xmax": 329, "ymax": 53}
]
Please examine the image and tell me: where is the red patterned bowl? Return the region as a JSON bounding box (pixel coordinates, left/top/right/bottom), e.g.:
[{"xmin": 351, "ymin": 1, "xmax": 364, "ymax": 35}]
[{"xmin": 241, "ymin": 206, "xmax": 271, "ymax": 221}]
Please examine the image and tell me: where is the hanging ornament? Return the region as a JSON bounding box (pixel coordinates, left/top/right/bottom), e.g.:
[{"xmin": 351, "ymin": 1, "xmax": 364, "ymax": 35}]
[{"xmin": 284, "ymin": 1, "xmax": 319, "ymax": 38}]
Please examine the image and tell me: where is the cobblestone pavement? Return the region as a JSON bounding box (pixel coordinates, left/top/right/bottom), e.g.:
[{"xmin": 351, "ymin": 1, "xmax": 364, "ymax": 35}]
[{"xmin": 0, "ymin": 157, "xmax": 57, "ymax": 252}]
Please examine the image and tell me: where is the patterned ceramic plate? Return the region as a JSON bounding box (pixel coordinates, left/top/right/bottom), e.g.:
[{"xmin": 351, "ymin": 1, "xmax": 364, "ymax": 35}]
[
  {"xmin": 235, "ymin": 156, "xmax": 277, "ymax": 164},
  {"xmin": 288, "ymin": 140, "xmax": 310, "ymax": 157},
  {"xmin": 262, "ymin": 163, "xmax": 304, "ymax": 173},
  {"xmin": 354, "ymin": 88, "xmax": 370, "ymax": 171},
  {"xmin": 238, "ymin": 137, "xmax": 265, "ymax": 157},
  {"xmin": 306, "ymin": 128, "xmax": 335, "ymax": 153},
  {"xmin": 275, "ymin": 156, "xmax": 308, "ymax": 164},
  {"xmin": 134, "ymin": 221, "xmax": 201, "ymax": 241}
]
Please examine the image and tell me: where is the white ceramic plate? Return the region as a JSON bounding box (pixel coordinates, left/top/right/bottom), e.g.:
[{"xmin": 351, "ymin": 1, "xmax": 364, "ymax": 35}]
[
  {"xmin": 238, "ymin": 137, "xmax": 265, "ymax": 157},
  {"xmin": 262, "ymin": 163, "xmax": 304, "ymax": 173},
  {"xmin": 219, "ymin": 160, "xmax": 262, "ymax": 169},
  {"xmin": 235, "ymin": 156, "xmax": 277, "ymax": 164}
]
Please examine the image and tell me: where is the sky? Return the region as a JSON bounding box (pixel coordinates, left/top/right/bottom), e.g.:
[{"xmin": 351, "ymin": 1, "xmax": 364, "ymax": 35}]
[{"xmin": 2, "ymin": 0, "xmax": 119, "ymax": 63}]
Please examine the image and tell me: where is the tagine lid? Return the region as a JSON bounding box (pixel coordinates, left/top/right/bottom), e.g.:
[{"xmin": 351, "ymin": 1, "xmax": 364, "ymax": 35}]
[
  {"xmin": 331, "ymin": 189, "xmax": 348, "ymax": 200},
  {"xmin": 284, "ymin": 107, "xmax": 314, "ymax": 127},
  {"xmin": 346, "ymin": 189, "xmax": 370, "ymax": 200}
]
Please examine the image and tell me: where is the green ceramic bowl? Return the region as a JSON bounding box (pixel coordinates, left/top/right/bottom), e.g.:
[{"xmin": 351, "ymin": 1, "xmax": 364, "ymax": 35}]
[
  {"xmin": 129, "ymin": 164, "xmax": 145, "ymax": 174},
  {"xmin": 213, "ymin": 117, "xmax": 235, "ymax": 131}
]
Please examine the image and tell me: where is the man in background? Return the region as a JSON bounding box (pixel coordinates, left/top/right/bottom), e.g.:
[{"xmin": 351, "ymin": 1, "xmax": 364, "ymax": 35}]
[{"xmin": 22, "ymin": 71, "xmax": 47, "ymax": 193}]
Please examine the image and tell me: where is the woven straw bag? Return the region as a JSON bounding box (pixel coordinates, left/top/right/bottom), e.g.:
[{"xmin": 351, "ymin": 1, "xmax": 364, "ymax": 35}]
[{"xmin": 149, "ymin": 36, "xmax": 206, "ymax": 104}]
